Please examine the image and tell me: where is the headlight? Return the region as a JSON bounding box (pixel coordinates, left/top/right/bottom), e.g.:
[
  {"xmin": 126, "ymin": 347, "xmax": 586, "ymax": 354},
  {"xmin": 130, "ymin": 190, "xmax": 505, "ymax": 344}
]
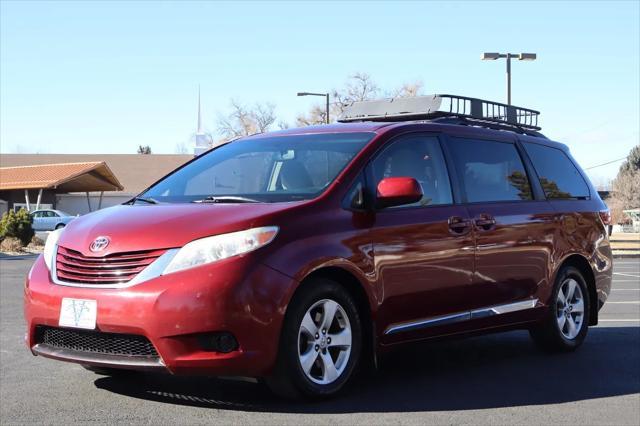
[
  {"xmin": 43, "ymin": 228, "xmax": 64, "ymax": 270},
  {"xmin": 162, "ymin": 226, "xmax": 278, "ymax": 275}
]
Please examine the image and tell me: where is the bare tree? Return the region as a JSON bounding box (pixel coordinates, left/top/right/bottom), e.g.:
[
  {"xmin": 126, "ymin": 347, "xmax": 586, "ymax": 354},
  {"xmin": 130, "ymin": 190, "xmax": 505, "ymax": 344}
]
[
  {"xmin": 297, "ymin": 73, "xmax": 425, "ymax": 126},
  {"xmin": 608, "ymin": 195, "xmax": 627, "ymax": 225},
  {"xmin": 277, "ymin": 120, "xmax": 290, "ymax": 130},
  {"xmin": 174, "ymin": 141, "xmax": 189, "ymax": 154},
  {"xmin": 296, "ymin": 73, "xmax": 379, "ymax": 126},
  {"xmin": 620, "ymin": 144, "xmax": 640, "ymax": 174},
  {"xmin": 137, "ymin": 145, "xmax": 152, "ymax": 154},
  {"xmin": 610, "ymin": 144, "xmax": 640, "ymax": 223},
  {"xmin": 295, "ymin": 104, "xmax": 328, "ymax": 127},
  {"xmin": 332, "ymin": 72, "xmax": 380, "ymax": 115},
  {"xmin": 388, "ymin": 80, "xmax": 425, "ymax": 98},
  {"xmin": 612, "ymin": 169, "xmax": 640, "ymax": 210},
  {"xmin": 217, "ymin": 100, "xmax": 276, "ymax": 142}
]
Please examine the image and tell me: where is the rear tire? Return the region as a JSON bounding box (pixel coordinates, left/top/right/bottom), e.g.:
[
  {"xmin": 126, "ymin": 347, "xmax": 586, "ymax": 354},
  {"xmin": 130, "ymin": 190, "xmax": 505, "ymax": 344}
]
[
  {"xmin": 530, "ymin": 266, "xmax": 590, "ymax": 352},
  {"xmin": 55, "ymin": 223, "xmax": 65, "ymax": 230},
  {"xmin": 266, "ymin": 278, "xmax": 362, "ymax": 400}
]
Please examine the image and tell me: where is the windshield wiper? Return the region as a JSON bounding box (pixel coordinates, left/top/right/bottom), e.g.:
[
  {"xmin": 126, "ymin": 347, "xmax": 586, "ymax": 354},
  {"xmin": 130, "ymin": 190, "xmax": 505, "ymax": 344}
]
[
  {"xmin": 129, "ymin": 196, "xmax": 159, "ymax": 205},
  {"xmin": 192, "ymin": 196, "xmax": 261, "ymax": 204}
]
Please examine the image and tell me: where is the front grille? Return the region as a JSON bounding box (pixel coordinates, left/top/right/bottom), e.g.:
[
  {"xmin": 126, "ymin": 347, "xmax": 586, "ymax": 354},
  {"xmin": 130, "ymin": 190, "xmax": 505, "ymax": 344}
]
[
  {"xmin": 55, "ymin": 246, "xmax": 165, "ymax": 285},
  {"xmin": 36, "ymin": 326, "xmax": 159, "ymax": 358}
]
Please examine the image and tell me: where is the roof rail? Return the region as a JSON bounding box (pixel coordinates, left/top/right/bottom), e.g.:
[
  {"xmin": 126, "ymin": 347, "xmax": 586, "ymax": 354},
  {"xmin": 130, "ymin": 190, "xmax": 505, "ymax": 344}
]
[{"xmin": 338, "ymin": 94, "xmax": 541, "ymax": 131}]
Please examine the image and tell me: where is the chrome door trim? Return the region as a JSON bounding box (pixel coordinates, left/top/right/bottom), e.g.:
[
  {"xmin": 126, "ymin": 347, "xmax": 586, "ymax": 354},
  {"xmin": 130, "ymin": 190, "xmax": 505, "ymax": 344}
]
[
  {"xmin": 383, "ymin": 298, "xmax": 539, "ymax": 336},
  {"xmin": 470, "ymin": 298, "xmax": 539, "ymax": 319},
  {"xmin": 384, "ymin": 312, "xmax": 471, "ymax": 335}
]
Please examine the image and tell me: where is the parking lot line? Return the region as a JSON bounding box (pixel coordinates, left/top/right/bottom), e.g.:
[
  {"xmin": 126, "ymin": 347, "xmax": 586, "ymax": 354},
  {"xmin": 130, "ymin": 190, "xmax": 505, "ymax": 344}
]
[
  {"xmin": 598, "ymin": 319, "xmax": 640, "ymax": 322},
  {"xmin": 606, "ymin": 301, "xmax": 640, "ymax": 304},
  {"xmin": 611, "ymin": 288, "xmax": 640, "ymax": 291},
  {"xmin": 613, "ymin": 272, "xmax": 640, "ymax": 278}
]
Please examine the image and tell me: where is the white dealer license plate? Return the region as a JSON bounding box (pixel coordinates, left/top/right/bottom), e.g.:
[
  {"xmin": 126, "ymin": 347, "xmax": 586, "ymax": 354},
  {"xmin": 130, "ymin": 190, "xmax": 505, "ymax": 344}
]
[{"xmin": 59, "ymin": 298, "xmax": 97, "ymax": 329}]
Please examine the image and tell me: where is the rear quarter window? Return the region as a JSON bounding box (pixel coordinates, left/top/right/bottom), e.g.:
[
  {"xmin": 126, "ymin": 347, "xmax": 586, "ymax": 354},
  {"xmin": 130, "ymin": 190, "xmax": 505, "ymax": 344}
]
[{"xmin": 523, "ymin": 142, "xmax": 590, "ymax": 199}]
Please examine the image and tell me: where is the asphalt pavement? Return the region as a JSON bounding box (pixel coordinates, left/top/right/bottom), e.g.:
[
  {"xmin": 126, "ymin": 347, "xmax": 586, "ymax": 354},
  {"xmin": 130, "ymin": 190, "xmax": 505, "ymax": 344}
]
[{"xmin": 1, "ymin": 256, "xmax": 638, "ymax": 425}]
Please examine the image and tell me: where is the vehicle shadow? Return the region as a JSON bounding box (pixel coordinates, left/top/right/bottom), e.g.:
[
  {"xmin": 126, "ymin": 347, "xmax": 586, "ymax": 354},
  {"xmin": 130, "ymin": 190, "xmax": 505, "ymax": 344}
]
[{"xmin": 94, "ymin": 326, "xmax": 640, "ymax": 413}]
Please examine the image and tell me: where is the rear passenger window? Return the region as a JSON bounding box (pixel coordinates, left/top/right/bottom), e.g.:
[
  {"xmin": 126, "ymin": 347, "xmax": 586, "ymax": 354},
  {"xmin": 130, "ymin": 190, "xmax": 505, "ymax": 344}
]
[
  {"xmin": 448, "ymin": 138, "xmax": 532, "ymax": 202},
  {"xmin": 523, "ymin": 142, "xmax": 590, "ymax": 199},
  {"xmin": 371, "ymin": 134, "xmax": 452, "ymax": 207}
]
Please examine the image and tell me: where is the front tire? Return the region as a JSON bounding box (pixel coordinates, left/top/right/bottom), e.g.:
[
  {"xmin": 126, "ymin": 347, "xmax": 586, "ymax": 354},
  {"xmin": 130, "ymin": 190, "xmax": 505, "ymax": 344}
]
[
  {"xmin": 530, "ymin": 266, "xmax": 590, "ymax": 352},
  {"xmin": 267, "ymin": 278, "xmax": 362, "ymax": 399}
]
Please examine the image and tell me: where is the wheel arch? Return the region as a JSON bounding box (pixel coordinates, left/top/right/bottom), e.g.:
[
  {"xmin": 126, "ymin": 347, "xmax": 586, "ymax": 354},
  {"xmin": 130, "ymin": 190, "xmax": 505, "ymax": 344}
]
[
  {"xmin": 297, "ymin": 266, "xmax": 377, "ymax": 370},
  {"xmin": 557, "ymin": 254, "xmax": 598, "ymax": 326}
]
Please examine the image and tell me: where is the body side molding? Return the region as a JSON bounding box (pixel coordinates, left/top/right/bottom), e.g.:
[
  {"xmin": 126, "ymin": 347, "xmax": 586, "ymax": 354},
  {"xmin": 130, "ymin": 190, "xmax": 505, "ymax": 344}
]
[{"xmin": 384, "ymin": 298, "xmax": 539, "ymax": 335}]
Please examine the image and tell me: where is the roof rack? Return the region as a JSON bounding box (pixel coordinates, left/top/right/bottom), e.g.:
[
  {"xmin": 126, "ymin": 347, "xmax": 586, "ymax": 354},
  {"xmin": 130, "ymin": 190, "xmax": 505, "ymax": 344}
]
[{"xmin": 338, "ymin": 94, "xmax": 541, "ymax": 131}]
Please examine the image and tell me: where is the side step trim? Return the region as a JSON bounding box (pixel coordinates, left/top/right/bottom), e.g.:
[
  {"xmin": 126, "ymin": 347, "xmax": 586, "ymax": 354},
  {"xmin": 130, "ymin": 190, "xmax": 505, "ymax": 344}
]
[{"xmin": 384, "ymin": 298, "xmax": 539, "ymax": 336}]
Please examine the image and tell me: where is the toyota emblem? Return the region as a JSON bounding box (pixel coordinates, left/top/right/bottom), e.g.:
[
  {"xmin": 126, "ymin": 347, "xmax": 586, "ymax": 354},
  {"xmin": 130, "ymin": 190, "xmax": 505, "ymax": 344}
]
[{"xmin": 89, "ymin": 236, "xmax": 110, "ymax": 252}]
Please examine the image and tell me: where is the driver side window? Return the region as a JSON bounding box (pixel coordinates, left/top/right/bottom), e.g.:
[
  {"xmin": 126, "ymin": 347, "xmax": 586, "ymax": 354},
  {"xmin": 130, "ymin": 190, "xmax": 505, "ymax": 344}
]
[{"xmin": 371, "ymin": 134, "xmax": 453, "ymax": 207}]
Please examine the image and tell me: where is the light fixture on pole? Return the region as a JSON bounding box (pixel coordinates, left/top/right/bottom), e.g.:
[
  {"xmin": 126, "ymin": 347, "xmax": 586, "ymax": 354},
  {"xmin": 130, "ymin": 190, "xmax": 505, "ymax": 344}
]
[
  {"xmin": 297, "ymin": 92, "xmax": 330, "ymax": 124},
  {"xmin": 481, "ymin": 52, "xmax": 537, "ymax": 105}
]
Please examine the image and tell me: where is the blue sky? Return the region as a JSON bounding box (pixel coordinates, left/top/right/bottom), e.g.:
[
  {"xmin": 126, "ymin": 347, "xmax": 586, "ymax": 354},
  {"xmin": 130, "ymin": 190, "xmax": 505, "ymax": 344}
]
[{"xmin": 1, "ymin": 0, "xmax": 638, "ymax": 183}]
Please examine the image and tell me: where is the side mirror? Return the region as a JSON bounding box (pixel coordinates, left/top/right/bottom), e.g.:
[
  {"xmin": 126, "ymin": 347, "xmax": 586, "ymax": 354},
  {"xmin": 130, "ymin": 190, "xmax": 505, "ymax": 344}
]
[{"xmin": 376, "ymin": 177, "xmax": 423, "ymax": 209}]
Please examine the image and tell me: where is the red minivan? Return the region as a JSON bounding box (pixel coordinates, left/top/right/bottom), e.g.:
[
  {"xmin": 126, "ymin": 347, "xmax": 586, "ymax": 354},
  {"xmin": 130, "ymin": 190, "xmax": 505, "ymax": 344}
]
[{"xmin": 24, "ymin": 95, "xmax": 613, "ymax": 399}]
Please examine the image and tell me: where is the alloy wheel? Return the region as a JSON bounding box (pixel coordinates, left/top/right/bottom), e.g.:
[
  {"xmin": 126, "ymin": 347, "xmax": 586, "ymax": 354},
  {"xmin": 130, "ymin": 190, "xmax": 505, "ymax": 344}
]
[
  {"xmin": 556, "ymin": 278, "xmax": 585, "ymax": 340},
  {"xmin": 297, "ymin": 299, "xmax": 352, "ymax": 385}
]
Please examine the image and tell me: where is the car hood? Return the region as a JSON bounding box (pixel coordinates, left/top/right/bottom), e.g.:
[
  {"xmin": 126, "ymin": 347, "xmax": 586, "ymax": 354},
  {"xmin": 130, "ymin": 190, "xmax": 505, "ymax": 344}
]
[{"xmin": 57, "ymin": 202, "xmax": 303, "ymax": 256}]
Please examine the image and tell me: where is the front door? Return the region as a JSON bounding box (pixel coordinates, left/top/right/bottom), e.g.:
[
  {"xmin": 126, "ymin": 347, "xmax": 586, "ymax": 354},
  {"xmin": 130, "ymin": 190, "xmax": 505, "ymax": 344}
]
[{"xmin": 369, "ymin": 133, "xmax": 476, "ymax": 344}]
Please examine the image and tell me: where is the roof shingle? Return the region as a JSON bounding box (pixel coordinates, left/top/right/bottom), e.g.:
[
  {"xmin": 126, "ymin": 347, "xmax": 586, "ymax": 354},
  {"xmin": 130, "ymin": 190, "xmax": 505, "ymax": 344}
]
[{"xmin": 0, "ymin": 162, "xmax": 123, "ymax": 191}]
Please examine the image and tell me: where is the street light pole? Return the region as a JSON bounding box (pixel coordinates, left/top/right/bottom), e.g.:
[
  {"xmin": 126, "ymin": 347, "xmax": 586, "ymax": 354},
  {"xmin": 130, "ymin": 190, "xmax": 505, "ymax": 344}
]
[
  {"xmin": 326, "ymin": 94, "xmax": 330, "ymax": 125},
  {"xmin": 297, "ymin": 92, "xmax": 330, "ymax": 124},
  {"xmin": 506, "ymin": 53, "xmax": 512, "ymax": 105},
  {"xmin": 481, "ymin": 52, "xmax": 536, "ymax": 105}
]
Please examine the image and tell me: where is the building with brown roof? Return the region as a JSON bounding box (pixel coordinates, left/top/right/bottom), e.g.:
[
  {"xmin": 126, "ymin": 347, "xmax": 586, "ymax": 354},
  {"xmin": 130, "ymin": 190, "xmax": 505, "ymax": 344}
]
[{"xmin": 0, "ymin": 154, "xmax": 191, "ymax": 215}]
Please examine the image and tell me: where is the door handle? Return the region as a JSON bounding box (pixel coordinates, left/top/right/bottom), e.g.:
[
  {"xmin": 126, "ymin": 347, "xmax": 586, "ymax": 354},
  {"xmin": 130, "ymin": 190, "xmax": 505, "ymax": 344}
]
[
  {"xmin": 448, "ymin": 216, "xmax": 472, "ymax": 235},
  {"xmin": 474, "ymin": 214, "xmax": 496, "ymax": 230}
]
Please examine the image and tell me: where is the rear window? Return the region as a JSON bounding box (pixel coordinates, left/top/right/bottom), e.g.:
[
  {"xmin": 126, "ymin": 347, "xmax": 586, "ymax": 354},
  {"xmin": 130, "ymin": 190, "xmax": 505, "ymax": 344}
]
[
  {"xmin": 523, "ymin": 142, "xmax": 590, "ymax": 199},
  {"xmin": 448, "ymin": 138, "xmax": 533, "ymax": 202}
]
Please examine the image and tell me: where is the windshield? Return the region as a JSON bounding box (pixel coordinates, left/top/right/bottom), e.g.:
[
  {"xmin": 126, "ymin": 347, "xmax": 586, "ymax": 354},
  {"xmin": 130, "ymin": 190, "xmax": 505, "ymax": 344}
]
[{"xmin": 141, "ymin": 132, "xmax": 374, "ymax": 203}]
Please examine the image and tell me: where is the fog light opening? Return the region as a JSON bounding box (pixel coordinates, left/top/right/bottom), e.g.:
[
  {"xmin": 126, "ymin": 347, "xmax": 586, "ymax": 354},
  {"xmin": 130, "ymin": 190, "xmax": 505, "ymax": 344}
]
[{"xmin": 198, "ymin": 332, "xmax": 239, "ymax": 353}]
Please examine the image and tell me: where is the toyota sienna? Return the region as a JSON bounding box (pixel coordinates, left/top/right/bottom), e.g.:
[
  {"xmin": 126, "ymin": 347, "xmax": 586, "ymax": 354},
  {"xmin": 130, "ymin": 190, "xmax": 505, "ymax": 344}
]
[{"xmin": 24, "ymin": 95, "xmax": 613, "ymax": 399}]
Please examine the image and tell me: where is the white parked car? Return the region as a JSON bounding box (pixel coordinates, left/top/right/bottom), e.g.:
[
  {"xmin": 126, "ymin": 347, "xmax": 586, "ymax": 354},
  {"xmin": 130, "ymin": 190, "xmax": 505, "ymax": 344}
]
[{"xmin": 30, "ymin": 209, "xmax": 75, "ymax": 231}]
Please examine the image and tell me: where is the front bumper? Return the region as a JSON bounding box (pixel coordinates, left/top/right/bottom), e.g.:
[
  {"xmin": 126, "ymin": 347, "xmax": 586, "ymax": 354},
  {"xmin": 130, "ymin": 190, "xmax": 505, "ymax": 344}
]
[
  {"xmin": 31, "ymin": 342, "xmax": 166, "ymax": 371},
  {"xmin": 24, "ymin": 254, "xmax": 296, "ymax": 377}
]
